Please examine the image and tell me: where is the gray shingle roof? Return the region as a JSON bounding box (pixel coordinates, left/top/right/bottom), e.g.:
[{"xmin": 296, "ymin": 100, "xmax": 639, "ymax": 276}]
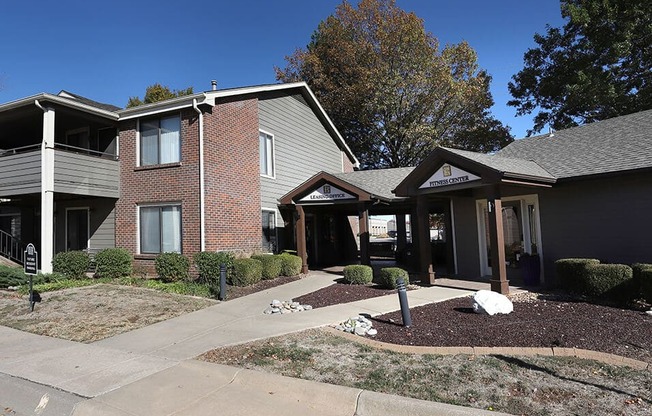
[
  {"xmin": 497, "ymin": 109, "xmax": 652, "ymax": 179},
  {"xmin": 441, "ymin": 147, "xmax": 556, "ymax": 181},
  {"xmin": 332, "ymin": 167, "xmax": 415, "ymax": 200},
  {"xmin": 58, "ymin": 90, "xmax": 122, "ymax": 112}
]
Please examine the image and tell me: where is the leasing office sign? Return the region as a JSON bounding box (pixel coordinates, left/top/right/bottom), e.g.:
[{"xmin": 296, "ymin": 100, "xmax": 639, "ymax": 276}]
[
  {"xmin": 299, "ymin": 184, "xmax": 355, "ymax": 202},
  {"xmin": 419, "ymin": 164, "xmax": 481, "ymax": 189}
]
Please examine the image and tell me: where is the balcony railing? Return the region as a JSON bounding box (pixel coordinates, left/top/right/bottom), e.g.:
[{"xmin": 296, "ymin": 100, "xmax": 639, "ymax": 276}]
[
  {"xmin": 0, "ymin": 143, "xmax": 117, "ymax": 160},
  {"xmin": 0, "ymin": 229, "xmax": 25, "ymax": 265}
]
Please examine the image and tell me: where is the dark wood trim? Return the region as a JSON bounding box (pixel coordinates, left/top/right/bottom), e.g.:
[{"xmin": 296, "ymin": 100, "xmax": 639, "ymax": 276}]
[
  {"xmin": 358, "ymin": 204, "xmax": 370, "ymax": 266},
  {"xmin": 296, "ymin": 205, "xmax": 308, "ymax": 274},
  {"xmin": 279, "ymin": 171, "xmax": 373, "ymax": 205},
  {"xmin": 416, "ymin": 196, "xmax": 435, "ymax": 284},
  {"xmin": 486, "ymin": 186, "xmax": 509, "ymax": 294}
]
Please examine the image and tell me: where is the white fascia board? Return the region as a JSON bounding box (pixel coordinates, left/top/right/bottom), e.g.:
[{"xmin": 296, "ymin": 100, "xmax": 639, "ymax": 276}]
[
  {"xmin": 118, "ymin": 93, "xmax": 212, "ymax": 120},
  {"xmin": 203, "ymin": 82, "xmax": 360, "ymax": 168},
  {"xmin": 0, "ymin": 93, "xmax": 119, "ymax": 120}
]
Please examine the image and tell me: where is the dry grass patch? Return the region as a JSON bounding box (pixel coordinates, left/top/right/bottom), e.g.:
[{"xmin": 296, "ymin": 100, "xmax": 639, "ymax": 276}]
[
  {"xmin": 199, "ymin": 329, "xmax": 652, "ymax": 416},
  {"xmin": 0, "ymin": 284, "xmax": 216, "ymax": 342}
]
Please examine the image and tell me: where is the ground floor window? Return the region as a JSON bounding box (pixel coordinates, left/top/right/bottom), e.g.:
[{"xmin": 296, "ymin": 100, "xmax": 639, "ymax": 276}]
[
  {"xmin": 140, "ymin": 204, "xmax": 181, "ymax": 254},
  {"xmin": 262, "ymin": 210, "xmax": 277, "ymax": 253}
]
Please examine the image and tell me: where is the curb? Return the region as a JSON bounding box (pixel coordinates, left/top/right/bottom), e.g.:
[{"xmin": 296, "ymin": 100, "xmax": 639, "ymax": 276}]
[{"xmin": 323, "ymin": 327, "xmax": 651, "ymax": 371}]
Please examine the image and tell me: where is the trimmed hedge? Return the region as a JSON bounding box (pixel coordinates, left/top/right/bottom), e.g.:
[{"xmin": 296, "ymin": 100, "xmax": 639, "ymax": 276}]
[
  {"xmin": 95, "ymin": 248, "xmax": 133, "ymax": 279},
  {"xmin": 584, "ymin": 263, "xmax": 633, "ymax": 299},
  {"xmin": 155, "ymin": 252, "xmax": 190, "ymax": 282},
  {"xmin": 230, "ymin": 258, "xmax": 262, "ymax": 287},
  {"xmin": 636, "ymin": 265, "xmax": 652, "ymax": 303},
  {"xmin": 194, "ymin": 251, "xmax": 235, "ymax": 284},
  {"xmin": 52, "ymin": 250, "xmax": 90, "ymax": 279},
  {"xmin": 343, "ymin": 265, "xmax": 373, "ymax": 285},
  {"xmin": 278, "ymin": 253, "xmax": 302, "ymax": 277},
  {"xmin": 378, "ymin": 267, "xmax": 409, "ymax": 289},
  {"xmin": 251, "ymin": 254, "xmax": 282, "ymax": 280},
  {"xmin": 555, "ymin": 258, "xmax": 600, "ymax": 292}
]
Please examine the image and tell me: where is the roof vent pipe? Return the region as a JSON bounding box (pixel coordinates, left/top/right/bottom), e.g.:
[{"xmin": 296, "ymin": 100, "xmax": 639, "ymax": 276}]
[
  {"xmin": 211, "ymin": 80, "xmax": 217, "ymax": 91},
  {"xmin": 548, "ymin": 126, "xmax": 554, "ymax": 137}
]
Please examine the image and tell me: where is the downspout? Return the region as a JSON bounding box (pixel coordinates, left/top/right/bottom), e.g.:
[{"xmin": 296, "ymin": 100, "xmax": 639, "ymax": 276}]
[{"xmin": 193, "ymin": 98, "xmax": 206, "ymax": 252}]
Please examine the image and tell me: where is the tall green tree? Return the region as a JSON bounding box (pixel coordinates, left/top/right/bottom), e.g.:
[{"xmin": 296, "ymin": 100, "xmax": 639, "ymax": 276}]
[
  {"xmin": 509, "ymin": 0, "xmax": 652, "ymax": 135},
  {"xmin": 276, "ymin": 0, "xmax": 511, "ymax": 169},
  {"xmin": 127, "ymin": 83, "xmax": 194, "ymax": 108}
]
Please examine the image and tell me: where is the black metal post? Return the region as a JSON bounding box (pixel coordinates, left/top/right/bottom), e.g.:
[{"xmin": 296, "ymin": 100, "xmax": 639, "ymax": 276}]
[
  {"xmin": 219, "ymin": 264, "xmax": 227, "ymax": 301},
  {"xmin": 397, "ymin": 277, "xmax": 411, "ymax": 327},
  {"xmin": 29, "ymin": 275, "xmax": 34, "ymax": 312}
]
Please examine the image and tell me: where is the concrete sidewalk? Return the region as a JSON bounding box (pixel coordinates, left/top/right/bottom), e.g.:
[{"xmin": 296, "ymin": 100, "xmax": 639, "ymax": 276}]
[{"xmin": 0, "ymin": 271, "xmax": 514, "ymax": 415}]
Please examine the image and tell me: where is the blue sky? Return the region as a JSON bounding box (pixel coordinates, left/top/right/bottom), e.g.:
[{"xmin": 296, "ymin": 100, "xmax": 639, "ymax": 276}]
[{"xmin": 0, "ymin": 0, "xmax": 564, "ymax": 139}]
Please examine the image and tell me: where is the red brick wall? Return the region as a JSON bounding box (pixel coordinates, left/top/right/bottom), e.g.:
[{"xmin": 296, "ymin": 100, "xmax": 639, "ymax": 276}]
[
  {"xmin": 116, "ymin": 109, "xmax": 201, "ymax": 274},
  {"xmin": 204, "ymin": 99, "xmax": 262, "ymax": 253}
]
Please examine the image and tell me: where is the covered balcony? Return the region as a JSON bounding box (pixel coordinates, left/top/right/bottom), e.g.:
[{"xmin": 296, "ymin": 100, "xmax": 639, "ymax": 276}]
[{"xmin": 0, "ymin": 93, "xmax": 120, "ymax": 271}]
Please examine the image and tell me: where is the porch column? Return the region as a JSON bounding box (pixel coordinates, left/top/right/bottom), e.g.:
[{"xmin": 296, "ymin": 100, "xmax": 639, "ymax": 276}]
[
  {"xmin": 40, "ymin": 106, "xmax": 55, "ymax": 273},
  {"xmin": 296, "ymin": 205, "xmax": 308, "ymax": 274},
  {"xmin": 358, "ymin": 204, "xmax": 370, "ymax": 266},
  {"xmin": 416, "ymin": 196, "xmax": 435, "ymax": 284},
  {"xmin": 443, "ymin": 200, "xmax": 456, "ymax": 275},
  {"xmin": 487, "ymin": 186, "xmax": 509, "ymax": 294},
  {"xmin": 395, "ymin": 213, "xmax": 407, "ymax": 257}
]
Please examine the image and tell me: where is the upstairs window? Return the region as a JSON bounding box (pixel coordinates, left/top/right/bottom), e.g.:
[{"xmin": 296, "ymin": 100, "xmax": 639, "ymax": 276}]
[
  {"xmin": 259, "ymin": 131, "xmax": 275, "ymax": 177},
  {"xmin": 140, "ymin": 115, "xmax": 181, "ymax": 166}
]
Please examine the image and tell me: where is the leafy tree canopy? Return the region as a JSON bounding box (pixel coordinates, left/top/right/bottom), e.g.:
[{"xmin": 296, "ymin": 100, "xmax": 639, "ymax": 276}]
[
  {"xmin": 126, "ymin": 83, "xmax": 194, "ymax": 108},
  {"xmin": 276, "ymin": 0, "xmax": 512, "ymax": 169},
  {"xmin": 509, "ymin": 0, "xmax": 652, "ymax": 135}
]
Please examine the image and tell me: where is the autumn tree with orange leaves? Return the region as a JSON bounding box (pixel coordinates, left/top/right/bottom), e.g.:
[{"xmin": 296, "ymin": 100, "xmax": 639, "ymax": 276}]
[{"xmin": 277, "ymin": 0, "xmax": 512, "ymax": 168}]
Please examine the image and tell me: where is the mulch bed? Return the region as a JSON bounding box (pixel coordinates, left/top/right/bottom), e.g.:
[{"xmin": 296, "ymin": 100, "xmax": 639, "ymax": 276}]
[
  {"xmin": 293, "ymin": 282, "xmax": 396, "ymax": 307},
  {"xmin": 226, "ymin": 275, "xmax": 302, "ymax": 300},
  {"xmin": 291, "ymin": 281, "xmax": 652, "ymax": 363},
  {"xmin": 371, "ymin": 295, "xmax": 652, "ymax": 364}
]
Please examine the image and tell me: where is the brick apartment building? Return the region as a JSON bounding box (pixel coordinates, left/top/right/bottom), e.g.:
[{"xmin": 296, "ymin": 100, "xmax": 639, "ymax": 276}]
[{"xmin": 0, "ymin": 83, "xmax": 358, "ymax": 273}]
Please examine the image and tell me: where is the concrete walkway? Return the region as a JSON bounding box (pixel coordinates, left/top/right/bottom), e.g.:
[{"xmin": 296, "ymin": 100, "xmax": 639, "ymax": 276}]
[{"xmin": 0, "ymin": 271, "xmax": 513, "ymax": 416}]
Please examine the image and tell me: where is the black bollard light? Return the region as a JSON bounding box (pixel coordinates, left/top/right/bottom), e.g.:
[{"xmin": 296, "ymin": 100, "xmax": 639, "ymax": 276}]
[
  {"xmin": 397, "ymin": 277, "xmax": 412, "ymax": 327},
  {"xmin": 219, "ymin": 264, "xmax": 227, "ymax": 301}
]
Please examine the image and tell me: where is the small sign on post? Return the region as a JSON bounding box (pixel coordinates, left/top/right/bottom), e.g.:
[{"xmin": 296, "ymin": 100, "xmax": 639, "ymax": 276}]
[{"xmin": 24, "ymin": 243, "xmax": 38, "ymax": 312}]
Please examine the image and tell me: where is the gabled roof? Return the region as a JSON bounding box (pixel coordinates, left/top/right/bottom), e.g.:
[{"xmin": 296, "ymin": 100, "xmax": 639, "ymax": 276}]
[
  {"xmin": 118, "ymin": 82, "xmax": 359, "ymax": 167},
  {"xmin": 57, "ymin": 90, "xmax": 122, "ymax": 112},
  {"xmin": 332, "ymin": 167, "xmax": 414, "ymax": 201},
  {"xmin": 442, "ymin": 147, "xmax": 555, "ymax": 181},
  {"xmin": 0, "ymin": 93, "xmax": 119, "ymax": 120},
  {"xmin": 498, "ymin": 109, "xmax": 652, "ymax": 179}
]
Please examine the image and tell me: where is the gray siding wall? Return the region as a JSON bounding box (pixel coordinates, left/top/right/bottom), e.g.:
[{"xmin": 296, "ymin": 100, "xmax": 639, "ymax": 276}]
[
  {"xmin": 54, "ymin": 198, "xmax": 116, "ymax": 253},
  {"xmin": 452, "ymin": 196, "xmax": 482, "ymax": 278},
  {"xmin": 258, "ymin": 95, "xmax": 344, "ymax": 248},
  {"xmin": 537, "ymin": 174, "xmax": 652, "ymax": 283},
  {"xmin": 0, "ymin": 151, "xmax": 41, "ymax": 196},
  {"xmin": 54, "ymin": 151, "xmax": 120, "ymax": 198}
]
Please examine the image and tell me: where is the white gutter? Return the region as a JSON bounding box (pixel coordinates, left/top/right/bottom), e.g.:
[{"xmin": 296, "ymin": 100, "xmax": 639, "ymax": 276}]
[{"xmin": 193, "ymin": 98, "xmax": 206, "ymax": 252}]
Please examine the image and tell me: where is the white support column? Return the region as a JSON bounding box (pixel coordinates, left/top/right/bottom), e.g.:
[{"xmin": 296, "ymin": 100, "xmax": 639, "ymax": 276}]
[{"xmin": 40, "ymin": 106, "xmax": 55, "ymax": 273}]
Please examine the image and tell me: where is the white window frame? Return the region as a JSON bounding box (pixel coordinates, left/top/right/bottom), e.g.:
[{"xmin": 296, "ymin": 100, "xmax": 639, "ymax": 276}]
[
  {"xmin": 259, "ymin": 130, "xmax": 276, "ymax": 179},
  {"xmin": 137, "ymin": 202, "xmax": 182, "ymax": 254},
  {"xmin": 261, "ymin": 208, "xmax": 277, "ymax": 253},
  {"xmin": 137, "ymin": 114, "xmax": 182, "ymax": 167},
  {"xmin": 475, "ymin": 194, "xmax": 544, "ymax": 281}
]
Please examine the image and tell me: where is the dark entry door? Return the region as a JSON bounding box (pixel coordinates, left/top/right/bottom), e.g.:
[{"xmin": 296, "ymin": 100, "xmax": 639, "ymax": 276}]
[{"xmin": 67, "ymin": 208, "xmax": 89, "ymax": 251}]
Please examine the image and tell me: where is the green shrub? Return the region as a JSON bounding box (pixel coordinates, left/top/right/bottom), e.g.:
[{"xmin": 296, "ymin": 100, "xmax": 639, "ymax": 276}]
[
  {"xmin": 194, "ymin": 251, "xmax": 235, "ymax": 284},
  {"xmin": 52, "ymin": 251, "xmax": 90, "ymax": 279},
  {"xmin": 155, "ymin": 252, "xmax": 190, "ymax": 282},
  {"xmin": 632, "ymin": 263, "xmax": 652, "ymax": 285},
  {"xmin": 251, "ymin": 254, "xmax": 282, "ymax": 280},
  {"xmin": 278, "ymin": 253, "xmax": 302, "ymax": 277},
  {"xmin": 0, "ymin": 265, "xmax": 29, "ymax": 288},
  {"xmin": 343, "ymin": 265, "xmax": 373, "ymax": 285},
  {"xmin": 639, "ymin": 268, "xmax": 652, "ymax": 303},
  {"xmin": 584, "ymin": 263, "xmax": 633, "ymax": 299},
  {"xmin": 94, "ymin": 248, "xmax": 133, "ymax": 279},
  {"xmin": 378, "ymin": 267, "xmax": 409, "ymax": 289},
  {"xmin": 555, "ymin": 258, "xmax": 600, "ymax": 292},
  {"xmin": 230, "ymin": 258, "xmax": 262, "ymax": 287}
]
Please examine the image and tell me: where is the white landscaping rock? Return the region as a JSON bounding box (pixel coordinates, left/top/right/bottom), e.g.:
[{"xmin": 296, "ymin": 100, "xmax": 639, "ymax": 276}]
[
  {"xmin": 333, "ymin": 315, "xmax": 377, "ymax": 337},
  {"xmin": 472, "ymin": 290, "xmax": 513, "ymax": 315},
  {"xmin": 646, "ymin": 309, "xmax": 652, "ymax": 316},
  {"xmin": 263, "ymin": 299, "xmax": 312, "ymax": 315}
]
